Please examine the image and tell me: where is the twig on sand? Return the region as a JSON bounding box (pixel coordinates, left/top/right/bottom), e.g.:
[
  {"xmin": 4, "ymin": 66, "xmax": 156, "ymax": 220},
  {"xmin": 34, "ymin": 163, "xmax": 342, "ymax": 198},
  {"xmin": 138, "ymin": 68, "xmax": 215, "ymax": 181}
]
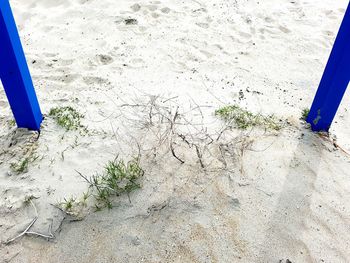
[
  {"xmin": 5, "ymin": 217, "xmax": 37, "ymax": 245},
  {"xmin": 170, "ymin": 141, "xmax": 185, "ymax": 164},
  {"xmin": 76, "ymin": 169, "xmax": 91, "ymax": 185},
  {"xmin": 177, "ymin": 133, "xmax": 192, "ymax": 148},
  {"xmin": 5, "ymin": 200, "xmax": 54, "ymax": 245},
  {"xmin": 195, "ymin": 145, "xmax": 205, "ymax": 168},
  {"xmin": 26, "ymin": 220, "xmax": 54, "ymax": 240},
  {"xmin": 162, "ymin": 96, "xmax": 179, "ymax": 103},
  {"xmin": 166, "ymin": 106, "xmax": 186, "ymax": 164}
]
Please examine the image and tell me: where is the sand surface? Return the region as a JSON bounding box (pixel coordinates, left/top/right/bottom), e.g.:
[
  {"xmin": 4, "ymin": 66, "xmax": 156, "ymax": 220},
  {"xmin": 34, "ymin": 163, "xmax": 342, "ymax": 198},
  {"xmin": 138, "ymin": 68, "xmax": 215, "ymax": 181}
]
[{"xmin": 1, "ymin": 0, "xmax": 350, "ymax": 262}]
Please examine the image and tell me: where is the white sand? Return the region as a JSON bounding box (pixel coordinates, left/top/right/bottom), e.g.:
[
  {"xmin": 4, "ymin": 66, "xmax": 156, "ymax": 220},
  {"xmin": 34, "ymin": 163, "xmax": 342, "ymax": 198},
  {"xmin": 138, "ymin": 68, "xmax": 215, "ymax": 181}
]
[{"xmin": 1, "ymin": 0, "xmax": 350, "ymax": 262}]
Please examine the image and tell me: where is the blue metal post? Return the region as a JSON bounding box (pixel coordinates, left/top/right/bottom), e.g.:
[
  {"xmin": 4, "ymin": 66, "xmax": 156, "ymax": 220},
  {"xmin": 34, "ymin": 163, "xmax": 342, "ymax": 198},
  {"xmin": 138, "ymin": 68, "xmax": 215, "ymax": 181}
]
[
  {"xmin": 0, "ymin": 0, "xmax": 42, "ymax": 130},
  {"xmin": 307, "ymin": 3, "xmax": 350, "ymax": 131}
]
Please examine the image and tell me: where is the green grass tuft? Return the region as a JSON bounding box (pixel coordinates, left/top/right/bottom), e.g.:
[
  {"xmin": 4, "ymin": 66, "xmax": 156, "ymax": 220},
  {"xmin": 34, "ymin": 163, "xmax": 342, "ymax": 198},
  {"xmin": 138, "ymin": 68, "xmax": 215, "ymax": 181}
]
[
  {"xmin": 8, "ymin": 119, "xmax": 16, "ymax": 127},
  {"xmin": 49, "ymin": 106, "xmax": 84, "ymax": 131},
  {"xmin": 62, "ymin": 197, "xmax": 75, "ymax": 210},
  {"xmin": 301, "ymin": 108, "xmax": 310, "ymax": 121},
  {"xmin": 10, "ymin": 157, "xmax": 30, "ymax": 174},
  {"xmin": 215, "ymin": 105, "xmax": 282, "ymax": 130},
  {"xmin": 78, "ymin": 157, "xmax": 144, "ymax": 210}
]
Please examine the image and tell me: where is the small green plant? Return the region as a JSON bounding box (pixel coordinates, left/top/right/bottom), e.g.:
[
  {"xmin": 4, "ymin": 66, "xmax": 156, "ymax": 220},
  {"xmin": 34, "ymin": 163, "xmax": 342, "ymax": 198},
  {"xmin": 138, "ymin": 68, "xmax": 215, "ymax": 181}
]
[
  {"xmin": 215, "ymin": 105, "xmax": 282, "ymax": 130},
  {"xmin": 61, "ymin": 197, "xmax": 76, "ymax": 211},
  {"xmin": 10, "ymin": 157, "xmax": 30, "ymax": 174},
  {"xmin": 78, "ymin": 157, "xmax": 144, "ymax": 210},
  {"xmin": 82, "ymin": 191, "xmax": 90, "ymax": 202},
  {"xmin": 8, "ymin": 119, "xmax": 16, "ymax": 127},
  {"xmin": 49, "ymin": 106, "xmax": 84, "ymax": 131},
  {"xmin": 301, "ymin": 108, "xmax": 310, "ymax": 121},
  {"xmin": 9, "ymin": 140, "xmax": 39, "ymax": 174},
  {"xmin": 58, "ymin": 195, "xmax": 91, "ymax": 217},
  {"xmin": 24, "ymin": 195, "xmax": 35, "ymax": 205}
]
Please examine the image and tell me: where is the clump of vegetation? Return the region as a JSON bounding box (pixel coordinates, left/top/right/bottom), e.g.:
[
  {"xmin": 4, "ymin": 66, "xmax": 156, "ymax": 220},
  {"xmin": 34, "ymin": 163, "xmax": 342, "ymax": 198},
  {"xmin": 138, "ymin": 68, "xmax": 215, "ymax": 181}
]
[
  {"xmin": 49, "ymin": 106, "xmax": 84, "ymax": 131},
  {"xmin": 124, "ymin": 18, "xmax": 138, "ymax": 25},
  {"xmin": 78, "ymin": 157, "xmax": 144, "ymax": 210},
  {"xmin": 10, "ymin": 157, "xmax": 30, "ymax": 174},
  {"xmin": 57, "ymin": 196, "xmax": 85, "ymax": 218},
  {"xmin": 8, "ymin": 119, "xmax": 16, "ymax": 127},
  {"xmin": 10, "ymin": 153, "xmax": 39, "ymax": 174},
  {"xmin": 61, "ymin": 197, "xmax": 76, "ymax": 211},
  {"xmin": 57, "ymin": 193, "xmax": 91, "ymax": 217},
  {"xmin": 301, "ymin": 108, "xmax": 310, "ymax": 121},
  {"xmin": 24, "ymin": 195, "xmax": 36, "ymax": 205},
  {"xmin": 215, "ymin": 105, "xmax": 282, "ymax": 130}
]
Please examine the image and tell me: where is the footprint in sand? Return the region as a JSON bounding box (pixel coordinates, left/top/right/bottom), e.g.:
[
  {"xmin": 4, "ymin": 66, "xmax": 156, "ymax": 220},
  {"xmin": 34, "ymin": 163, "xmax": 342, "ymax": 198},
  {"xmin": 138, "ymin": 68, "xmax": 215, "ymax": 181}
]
[
  {"xmin": 146, "ymin": 5, "xmax": 158, "ymax": 12},
  {"xmin": 83, "ymin": 76, "xmax": 110, "ymax": 86},
  {"xmin": 324, "ymin": 10, "xmax": 338, "ymax": 20},
  {"xmin": 34, "ymin": 0, "xmax": 71, "ymax": 8},
  {"xmin": 151, "ymin": 13, "xmax": 160, "ymax": 19},
  {"xmin": 97, "ymin": 54, "xmax": 114, "ymax": 65},
  {"xmin": 196, "ymin": 22, "xmax": 210, "ymax": 29},
  {"xmin": 161, "ymin": 7, "xmax": 171, "ymax": 14},
  {"xmin": 41, "ymin": 25, "xmax": 56, "ymax": 33},
  {"xmin": 278, "ymin": 25, "xmax": 291, "ymax": 34},
  {"xmin": 264, "ymin": 16, "xmax": 275, "ymax": 23},
  {"xmin": 51, "ymin": 73, "xmax": 80, "ymax": 84},
  {"xmin": 55, "ymin": 58, "xmax": 74, "ymax": 66},
  {"xmin": 43, "ymin": 52, "xmax": 58, "ymax": 58},
  {"xmin": 130, "ymin": 3, "xmax": 141, "ymax": 12},
  {"xmin": 130, "ymin": 2, "xmax": 171, "ymax": 18},
  {"xmin": 238, "ymin": 31, "xmax": 252, "ymax": 39}
]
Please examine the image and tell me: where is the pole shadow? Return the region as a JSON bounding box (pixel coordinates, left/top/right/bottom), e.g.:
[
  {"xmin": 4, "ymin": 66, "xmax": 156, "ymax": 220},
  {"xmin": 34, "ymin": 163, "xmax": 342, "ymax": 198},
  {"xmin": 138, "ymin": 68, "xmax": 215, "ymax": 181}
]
[{"xmin": 257, "ymin": 131, "xmax": 325, "ymax": 262}]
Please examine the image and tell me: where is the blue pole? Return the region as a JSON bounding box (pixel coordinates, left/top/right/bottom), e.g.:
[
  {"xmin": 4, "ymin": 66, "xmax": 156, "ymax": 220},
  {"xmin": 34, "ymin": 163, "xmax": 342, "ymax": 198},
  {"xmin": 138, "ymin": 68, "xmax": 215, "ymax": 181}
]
[
  {"xmin": 0, "ymin": 0, "xmax": 42, "ymax": 131},
  {"xmin": 307, "ymin": 3, "xmax": 350, "ymax": 131}
]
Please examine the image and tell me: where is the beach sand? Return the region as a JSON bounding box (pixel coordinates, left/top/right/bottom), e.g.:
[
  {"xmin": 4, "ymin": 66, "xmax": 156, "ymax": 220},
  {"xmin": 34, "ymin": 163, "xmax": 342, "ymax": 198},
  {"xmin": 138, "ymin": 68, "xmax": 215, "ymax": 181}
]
[{"xmin": 0, "ymin": 0, "xmax": 350, "ymax": 262}]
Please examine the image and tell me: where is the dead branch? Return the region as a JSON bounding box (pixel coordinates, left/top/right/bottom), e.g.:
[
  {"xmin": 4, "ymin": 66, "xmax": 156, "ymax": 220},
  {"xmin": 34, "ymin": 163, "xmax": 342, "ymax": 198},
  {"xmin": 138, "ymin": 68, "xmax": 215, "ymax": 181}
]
[
  {"xmin": 76, "ymin": 170, "xmax": 92, "ymax": 185},
  {"xmin": 177, "ymin": 133, "xmax": 192, "ymax": 148},
  {"xmin": 195, "ymin": 145, "xmax": 205, "ymax": 168},
  {"xmin": 5, "ymin": 200, "xmax": 54, "ymax": 245},
  {"xmin": 170, "ymin": 141, "xmax": 185, "ymax": 164}
]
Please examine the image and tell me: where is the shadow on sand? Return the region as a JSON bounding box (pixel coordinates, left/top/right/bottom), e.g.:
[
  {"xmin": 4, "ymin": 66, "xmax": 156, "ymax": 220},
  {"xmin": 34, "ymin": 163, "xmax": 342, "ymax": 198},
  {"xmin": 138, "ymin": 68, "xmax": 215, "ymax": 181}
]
[{"xmin": 257, "ymin": 131, "xmax": 325, "ymax": 262}]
